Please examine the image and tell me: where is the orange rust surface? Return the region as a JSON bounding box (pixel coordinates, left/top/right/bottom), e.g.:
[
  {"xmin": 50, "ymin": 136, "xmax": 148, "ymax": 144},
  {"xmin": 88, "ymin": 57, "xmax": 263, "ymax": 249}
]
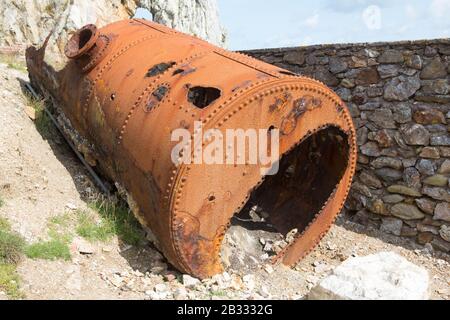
[{"xmin": 26, "ymin": 19, "xmax": 357, "ymax": 279}]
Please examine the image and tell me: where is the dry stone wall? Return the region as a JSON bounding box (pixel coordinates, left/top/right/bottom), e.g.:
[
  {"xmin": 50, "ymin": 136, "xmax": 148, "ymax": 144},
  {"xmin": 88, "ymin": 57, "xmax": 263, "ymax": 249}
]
[{"xmin": 244, "ymin": 39, "xmax": 450, "ymax": 253}]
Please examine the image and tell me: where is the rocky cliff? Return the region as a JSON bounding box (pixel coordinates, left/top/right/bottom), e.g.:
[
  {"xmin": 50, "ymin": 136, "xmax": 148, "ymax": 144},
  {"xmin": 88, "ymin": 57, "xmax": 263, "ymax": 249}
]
[
  {"xmin": 0, "ymin": 0, "xmax": 226, "ymax": 58},
  {"xmin": 140, "ymin": 0, "xmax": 227, "ymax": 47}
]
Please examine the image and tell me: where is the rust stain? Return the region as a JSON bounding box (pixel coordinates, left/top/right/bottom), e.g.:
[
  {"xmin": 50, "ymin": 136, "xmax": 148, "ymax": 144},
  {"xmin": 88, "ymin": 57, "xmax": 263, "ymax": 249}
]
[{"xmin": 26, "ymin": 19, "xmax": 357, "ymax": 279}]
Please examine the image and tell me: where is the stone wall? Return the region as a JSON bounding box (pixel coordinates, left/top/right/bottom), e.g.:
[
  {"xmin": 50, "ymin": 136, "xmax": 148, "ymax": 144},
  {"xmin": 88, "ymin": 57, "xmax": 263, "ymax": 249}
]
[{"xmin": 244, "ymin": 39, "xmax": 450, "ymax": 253}]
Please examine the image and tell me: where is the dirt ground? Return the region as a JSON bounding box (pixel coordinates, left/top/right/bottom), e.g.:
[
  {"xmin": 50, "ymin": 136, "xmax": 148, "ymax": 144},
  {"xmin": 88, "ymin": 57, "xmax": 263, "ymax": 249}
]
[{"xmin": 0, "ymin": 62, "xmax": 449, "ymax": 300}]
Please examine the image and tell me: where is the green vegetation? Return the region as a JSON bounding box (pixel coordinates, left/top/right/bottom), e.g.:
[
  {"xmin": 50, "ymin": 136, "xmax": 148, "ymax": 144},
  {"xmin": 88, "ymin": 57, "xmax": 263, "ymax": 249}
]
[
  {"xmin": 0, "ymin": 54, "xmax": 27, "ymax": 72},
  {"xmin": 49, "ymin": 213, "xmax": 72, "ymax": 228},
  {"xmin": 0, "ymin": 218, "xmax": 25, "ymax": 265},
  {"xmin": 0, "ymin": 196, "xmax": 4, "ymax": 208},
  {"xmin": 24, "ymin": 214, "xmax": 72, "ymax": 261},
  {"xmin": 24, "ymin": 94, "xmax": 53, "ymax": 137},
  {"xmin": 76, "ymin": 209, "xmax": 115, "ymax": 242},
  {"xmin": 76, "ymin": 199, "xmax": 143, "ymax": 245},
  {"xmin": 0, "ymin": 264, "xmax": 23, "ymax": 299},
  {"xmin": 0, "ymin": 217, "xmax": 25, "ymax": 299},
  {"xmin": 0, "ymin": 197, "xmax": 143, "ymax": 298},
  {"xmin": 24, "ymin": 238, "xmax": 71, "ymax": 261},
  {"xmin": 211, "ymin": 290, "xmax": 227, "ymax": 297}
]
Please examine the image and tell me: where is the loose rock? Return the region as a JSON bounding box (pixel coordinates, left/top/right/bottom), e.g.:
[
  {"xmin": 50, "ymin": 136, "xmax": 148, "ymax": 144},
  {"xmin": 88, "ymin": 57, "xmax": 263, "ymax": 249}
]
[
  {"xmin": 182, "ymin": 274, "xmax": 200, "ymax": 288},
  {"xmin": 308, "ymin": 252, "xmax": 429, "ymax": 300}
]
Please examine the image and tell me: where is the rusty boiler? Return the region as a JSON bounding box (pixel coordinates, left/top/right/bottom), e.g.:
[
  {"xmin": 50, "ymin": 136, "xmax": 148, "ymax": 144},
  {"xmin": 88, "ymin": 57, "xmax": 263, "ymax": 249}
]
[{"xmin": 26, "ymin": 19, "xmax": 357, "ymax": 279}]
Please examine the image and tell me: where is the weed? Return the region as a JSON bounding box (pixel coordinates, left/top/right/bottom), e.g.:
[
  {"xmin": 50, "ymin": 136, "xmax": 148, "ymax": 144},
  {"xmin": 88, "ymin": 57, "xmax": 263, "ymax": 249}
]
[
  {"xmin": 24, "ymin": 215, "xmax": 72, "ymax": 261},
  {"xmin": 76, "ymin": 209, "xmax": 115, "ymax": 242},
  {"xmin": 24, "ymin": 94, "xmax": 53, "ymax": 137},
  {"xmin": 0, "ymin": 217, "xmax": 25, "ymax": 299},
  {"xmin": 0, "ymin": 54, "xmax": 27, "ymax": 72},
  {"xmin": 24, "ymin": 238, "xmax": 71, "ymax": 261},
  {"xmin": 0, "ymin": 217, "xmax": 25, "ymax": 265},
  {"xmin": 210, "ymin": 290, "xmax": 227, "ymax": 297},
  {"xmin": 49, "ymin": 213, "xmax": 72, "ymax": 228},
  {"xmin": 76, "ymin": 199, "xmax": 143, "ymax": 245},
  {"xmin": 0, "ymin": 264, "xmax": 23, "ymax": 299}
]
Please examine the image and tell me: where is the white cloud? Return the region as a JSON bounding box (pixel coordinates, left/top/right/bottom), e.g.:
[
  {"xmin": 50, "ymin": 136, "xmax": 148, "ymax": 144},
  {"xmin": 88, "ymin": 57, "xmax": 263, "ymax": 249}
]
[
  {"xmin": 362, "ymin": 5, "xmax": 382, "ymax": 30},
  {"xmin": 303, "ymin": 14, "xmax": 319, "ymax": 28},
  {"xmin": 430, "ymin": 0, "xmax": 450, "ymax": 18}
]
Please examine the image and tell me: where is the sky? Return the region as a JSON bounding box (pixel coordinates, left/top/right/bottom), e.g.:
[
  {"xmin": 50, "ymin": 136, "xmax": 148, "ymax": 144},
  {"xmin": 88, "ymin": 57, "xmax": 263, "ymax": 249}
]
[{"xmin": 216, "ymin": 0, "xmax": 450, "ymax": 50}]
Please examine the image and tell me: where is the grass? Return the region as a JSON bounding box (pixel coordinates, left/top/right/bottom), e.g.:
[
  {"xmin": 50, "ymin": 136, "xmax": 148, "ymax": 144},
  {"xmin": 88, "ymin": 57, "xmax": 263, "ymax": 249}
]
[
  {"xmin": 24, "ymin": 93, "xmax": 53, "ymax": 137},
  {"xmin": 23, "ymin": 214, "xmax": 72, "ymax": 261},
  {"xmin": 24, "ymin": 238, "xmax": 71, "ymax": 261},
  {"xmin": 0, "ymin": 224, "xmax": 25, "ymax": 265},
  {"xmin": 0, "ymin": 264, "xmax": 23, "ymax": 299},
  {"xmin": 0, "ymin": 54, "xmax": 27, "ymax": 72},
  {"xmin": 211, "ymin": 290, "xmax": 227, "ymax": 297},
  {"xmin": 0, "ymin": 214, "xmax": 74, "ymax": 299},
  {"xmin": 76, "ymin": 199, "xmax": 143, "ymax": 245},
  {"xmin": 76, "ymin": 210, "xmax": 115, "ymax": 242},
  {"xmin": 0, "ymin": 217, "xmax": 25, "ymax": 265},
  {"xmin": 49, "ymin": 213, "xmax": 72, "ymax": 228},
  {"xmin": 0, "ymin": 217, "xmax": 25, "ymax": 299}
]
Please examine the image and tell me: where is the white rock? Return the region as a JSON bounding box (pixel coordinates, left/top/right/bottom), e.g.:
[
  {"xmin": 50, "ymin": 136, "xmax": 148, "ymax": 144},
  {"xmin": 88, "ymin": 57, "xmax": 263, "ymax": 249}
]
[
  {"xmin": 0, "ymin": 0, "xmax": 226, "ymax": 62},
  {"xmin": 259, "ymin": 285, "xmax": 270, "ymax": 298},
  {"xmin": 212, "ymin": 272, "xmax": 232, "ymax": 289},
  {"xmin": 243, "ymin": 274, "xmax": 256, "ymax": 290},
  {"xmin": 65, "ymin": 202, "xmax": 78, "ymax": 210},
  {"xmin": 73, "ymin": 238, "xmax": 95, "ymax": 254},
  {"xmin": 182, "ymin": 274, "xmax": 200, "ymax": 288},
  {"xmin": 264, "ymin": 264, "xmax": 274, "ymax": 274},
  {"xmin": 308, "ymin": 252, "xmax": 429, "ymax": 300},
  {"xmin": 109, "ymin": 274, "xmax": 124, "ymax": 288},
  {"xmin": 174, "ymin": 287, "xmax": 188, "ymax": 300},
  {"xmin": 141, "ymin": 0, "xmax": 227, "ymax": 47},
  {"xmin": 154, "ymin": 283, "xmax": 167, "ymax": 292}
]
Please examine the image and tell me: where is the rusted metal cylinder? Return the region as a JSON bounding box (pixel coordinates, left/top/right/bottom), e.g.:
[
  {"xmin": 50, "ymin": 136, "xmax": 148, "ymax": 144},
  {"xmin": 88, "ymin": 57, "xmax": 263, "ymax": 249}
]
[{"xmin": 26, "ymin": 19, "xmax": 357, "ymax": 279}]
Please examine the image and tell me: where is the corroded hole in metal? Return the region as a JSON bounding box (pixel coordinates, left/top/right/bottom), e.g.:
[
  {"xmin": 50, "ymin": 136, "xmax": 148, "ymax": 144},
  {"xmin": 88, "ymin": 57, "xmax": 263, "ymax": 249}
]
[
  {"xmin": 222, "ymin": 126, "xmax": 350, "ymax": 272},
  {"xmin": 152, "ymin": 85, "xmax": 169, "ymax": 101},
  {"xmin": 172, "ymin": 68, "xmax": 184, "ymax": 76},
  {"xmin": 187, "ymin": 86, "xmax": 221, "ymax": 109},
  {"xmin": 144, "ymin": 85, "xmax": 170, "ymax": 112},
  {"xmin": 146, "ymin": 62, "xmax": 176, "ymax": 77}
]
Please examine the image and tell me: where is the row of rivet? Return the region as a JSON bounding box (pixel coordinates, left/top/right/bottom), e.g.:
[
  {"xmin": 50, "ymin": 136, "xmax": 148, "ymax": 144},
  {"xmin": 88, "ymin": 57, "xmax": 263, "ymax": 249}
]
[
  {"xmin": 169, "ymin": 80, "xmax": 356, "ymax": 275},
  {"xmin": 82, "ymin": 34, "xmax": 163, "ymax": 118},
  {"xmin": 117, "ymin": 51, "xmax": 210, "ymax": 142}
]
